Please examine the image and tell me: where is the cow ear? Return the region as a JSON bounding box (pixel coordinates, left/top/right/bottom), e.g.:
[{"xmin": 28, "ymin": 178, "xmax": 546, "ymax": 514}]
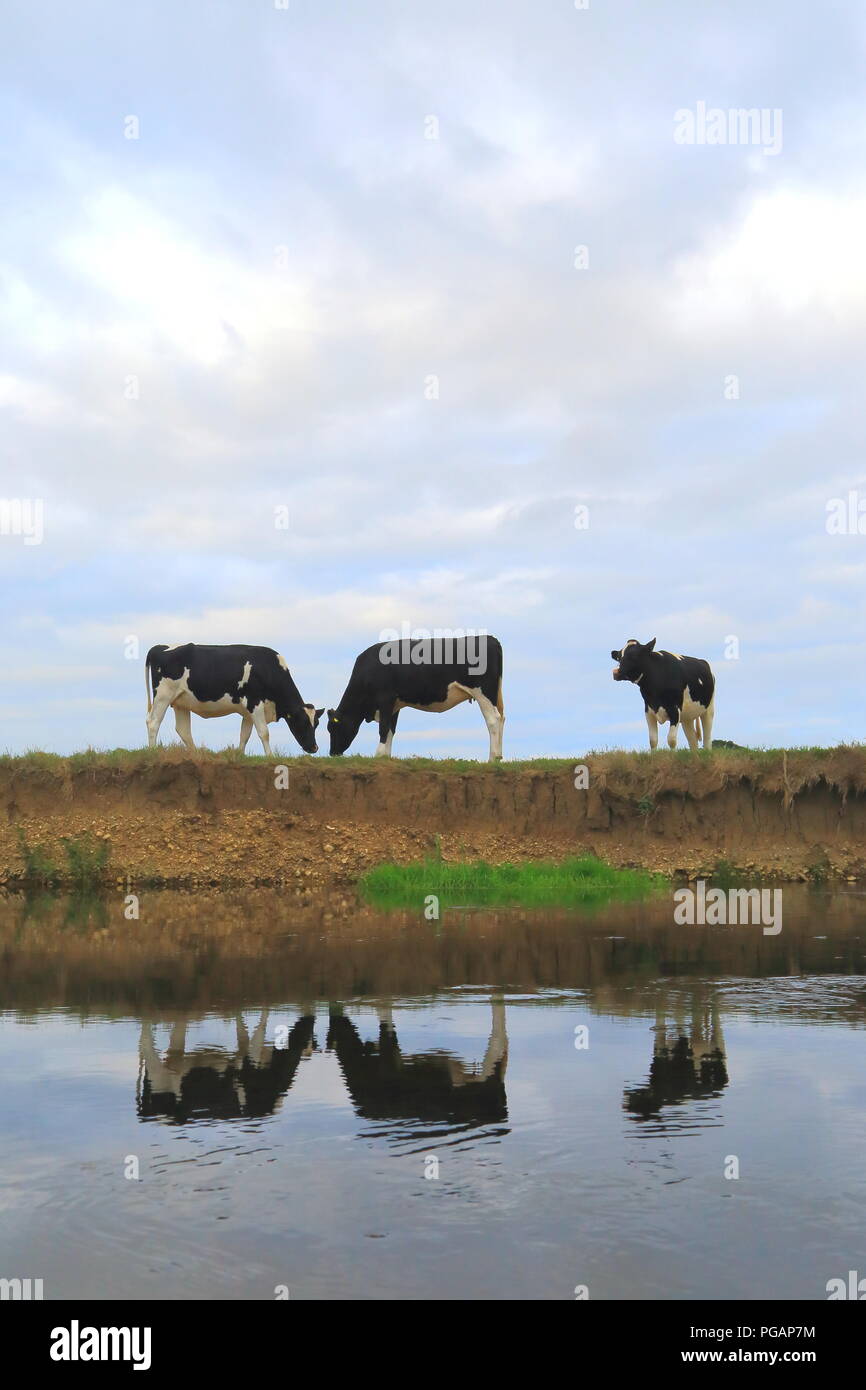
[
  {"xmin": 645, "ymin": 638, "xmax": 656, "ymax": 652},
  {"xmin": 327, "ymin": 708, "xmax": 336, "ymax": 720},
  {"xmin": 315, "ymin": 708, "xmax": 325, "ymax": 724},
  {"xmin": 610, "ymin": 649, "xmax": 621, "ymax": 661}
]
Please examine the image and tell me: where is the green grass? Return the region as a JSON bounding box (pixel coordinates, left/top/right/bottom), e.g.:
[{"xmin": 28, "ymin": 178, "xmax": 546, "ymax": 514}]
[
  {"xmin": 60, "ymin": 832, "xmax": 111, "ymax": 887},
  {"xmin": 0, "ymin": 746, "xmax": 575, "ymax": 771},
  {"xmin": 581, "ymin": 744, "xmax": 855, "ymax": 763},
  {"xmin": 16, "ymin": 827, "xmax": 59, "ymax": 885},
  {"xmin": 15, "ymin": 828, "xmax": 110, "ymax": 888},
  {"xmin": 1, "ymin": 743, "xmax": 864, "ymax": 776},
  {"xmin": 359, "ymin": 854, "xmax": 664, "ymax": 911}
]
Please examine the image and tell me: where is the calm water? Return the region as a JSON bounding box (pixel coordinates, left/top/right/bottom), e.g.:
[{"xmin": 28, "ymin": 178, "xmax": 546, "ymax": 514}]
[{"xmin": 1, "ymin": 887, "xmax": 865, "ymax": 1300}]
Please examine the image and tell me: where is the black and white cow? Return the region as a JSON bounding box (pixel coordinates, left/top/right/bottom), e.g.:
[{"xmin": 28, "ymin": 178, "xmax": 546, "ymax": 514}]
[
  {"xmin": 611, "ymin": 638, "xmax": 715, "ymax": 750},
  {"xmin": 145, "ymin": 643, "xmax": 322, "ymax": 755},
  {"xmin": 327, "ymin": 635, "xmax": 505, "ymax": 760}
]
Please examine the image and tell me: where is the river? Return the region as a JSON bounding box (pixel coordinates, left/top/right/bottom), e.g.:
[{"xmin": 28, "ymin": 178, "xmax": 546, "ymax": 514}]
[{"xmin": 1, "ymin": 886, "xmax": 864, "ymax": 1300}]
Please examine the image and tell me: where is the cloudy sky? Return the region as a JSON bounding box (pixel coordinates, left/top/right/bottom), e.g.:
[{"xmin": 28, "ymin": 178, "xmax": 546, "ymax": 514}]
[{"xmin": 2, "ymin": 0, "xmax": 865, "ymax": 757}]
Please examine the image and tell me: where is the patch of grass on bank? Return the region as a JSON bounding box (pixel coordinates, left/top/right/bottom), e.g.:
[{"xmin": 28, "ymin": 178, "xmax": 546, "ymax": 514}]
[
  {"xmin": 16, "ymin": 828, "xmax": 59, "ymax": 885},
  {"xmin": 15, "ymin": 828, "xmax": 110, "ymax": 889},
  {"xmin": 61, "ymin": 832, "xmax": 111, "ymax": 887},
  {"xmin": 359, "ymin": 854, "xmax": 663, "ymax": 911}
]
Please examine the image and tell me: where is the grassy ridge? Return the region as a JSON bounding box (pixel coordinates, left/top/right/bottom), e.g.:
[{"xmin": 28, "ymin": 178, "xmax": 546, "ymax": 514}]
[
  {"xmin": 359, "ymin": 854, "xmax": 663, "ymax": 910},
  {"xmin": 0, "ymin": 744, "xmax": 859, "ymax": 773}
]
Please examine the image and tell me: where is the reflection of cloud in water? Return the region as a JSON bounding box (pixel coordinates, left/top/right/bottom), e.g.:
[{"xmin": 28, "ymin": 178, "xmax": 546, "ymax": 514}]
[{"xmin": 716, "ymin": 974, "xmax": 866, "ymax": 1021}]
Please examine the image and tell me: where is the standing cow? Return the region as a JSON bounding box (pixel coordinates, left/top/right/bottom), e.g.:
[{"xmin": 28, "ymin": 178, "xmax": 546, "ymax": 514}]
[
  {"xmin": 327, "ymin": 634, "xmax": 504, "ymax": 760},
  {"xmin": 610, "ymin": 638, "xmax": 715, "ymax": 750},
  {"xmin": 145, "ymin": 643, "xmax": 322, "ymax": 755}
]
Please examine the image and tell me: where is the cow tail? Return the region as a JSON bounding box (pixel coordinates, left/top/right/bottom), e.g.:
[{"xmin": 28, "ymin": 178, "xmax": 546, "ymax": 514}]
[{"xmin": 145, "ymin": 653, "xmax": 153, "ymax": 713}]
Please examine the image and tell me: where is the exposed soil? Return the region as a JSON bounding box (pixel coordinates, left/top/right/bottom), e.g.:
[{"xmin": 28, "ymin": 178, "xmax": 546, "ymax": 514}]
[{"xmin": 2, "ymin": 747, "xmax": 866, "ymax": 887}]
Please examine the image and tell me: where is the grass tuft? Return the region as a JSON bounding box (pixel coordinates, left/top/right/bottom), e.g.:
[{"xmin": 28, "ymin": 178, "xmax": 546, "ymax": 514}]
[
  {"xmin": 15, "ymin": 828, "xmax": 110, "ymax": 888},
  {"xmin": 16, "ymin": 828, "xmax": 59, "ymax": 885},
  {"xmin": 60, "ymin": 832, "xmax": 111, "ymax": 887},
  {"xmin": 359, "ymin": 854, "xmax": 663, "ymax": 911}
]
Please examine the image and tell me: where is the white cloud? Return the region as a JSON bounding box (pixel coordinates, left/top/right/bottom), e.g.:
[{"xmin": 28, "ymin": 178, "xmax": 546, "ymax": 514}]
[
  {"xmin": 672, "ymin": 185, "xmax": 866, "ymax": 329},
  {"xmin": 60, "ymin": 186, "xmax": 318, "ymax": 367}
]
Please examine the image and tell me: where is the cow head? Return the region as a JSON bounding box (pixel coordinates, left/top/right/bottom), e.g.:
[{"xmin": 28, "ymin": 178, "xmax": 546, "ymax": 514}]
[
  {"xmin": 286, "ymin": 704, "xmax": 322, "ymax": 754},
  {"xmin": 611, "ymin": 638, "xmax": 655, "ymax": 683},
  {"xmin": 305, "ymin": 703, "xmax": 325, "ymax": 729},
  {"xmin": 327, "ymin": 708, "xmax": 361, "ymax": 755}
]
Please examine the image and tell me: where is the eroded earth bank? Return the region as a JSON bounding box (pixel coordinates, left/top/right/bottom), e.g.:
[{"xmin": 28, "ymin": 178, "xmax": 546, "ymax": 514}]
[{"xmin": 2, "ymin": 747, "xmax": 866, "ymax": 888}]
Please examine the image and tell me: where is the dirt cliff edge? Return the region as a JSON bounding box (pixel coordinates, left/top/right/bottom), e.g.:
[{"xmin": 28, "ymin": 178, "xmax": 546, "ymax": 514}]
[{"xmin": 1, "ymin": 748, "xmax": 865, "ymax": 886}]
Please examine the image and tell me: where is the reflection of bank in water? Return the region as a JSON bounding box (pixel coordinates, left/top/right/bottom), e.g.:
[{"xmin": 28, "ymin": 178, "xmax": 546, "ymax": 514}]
[
  {"xmin": 137, "ymin": 997, "xmax": 509, "ymax": 1141},
  {"xmin": 624, "ymin": 994, "xmax": 728, "ymax": 1123}
]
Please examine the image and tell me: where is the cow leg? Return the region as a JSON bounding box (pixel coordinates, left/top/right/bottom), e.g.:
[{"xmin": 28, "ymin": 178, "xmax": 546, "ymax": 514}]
[
  {"xmin": 173, "ymin": 706, "xmax": 196, "ymax": 751},
  {"xmin": 666, "ymin": 712, "xmax": 680, "ymax": 749},
  {"xmin": 248, "ymin": 1008, "xmax": 270, "ymax": 1066},
  {"xmin": 238, "ymin": 714, "xmax": 254, "ymax": 753},
  {"xmin": 251, "ymin": 704, "xmax": 272, "ymax": 756},
  {"xmin": 389, "ymin": 708, "xmax": 400, "ymax": 752},
  {"xmin": 682, "ymin": 718, "xmax": 699, "ymax": 751},
  {"xmin": 479, "ymin": 995, "xmax": 508, "ymax": 1080},
  {"xmin": 645, "ymin": 708, "xmax": 659, "ymax": 750},
  {"xmin": 235, "ymin": 1011, "xmax": 270, "ymax": 1065},
  {"xmin": 474, "ymin": 691, "xmax": 504, "ymax": 761},
  {"xmin": 138, "ymin": 1022, "xmax": 171, "ymax": 1096},
  {"xmin": 374, "ymin": 700, "xmax": 397, "ymax": 757},
  {"xmin": 701, "ymin": 698, "xmax": 715, "ymax": 749},
  {"xmin": 146, "ymin": 685, "xmax": 173, "ymax": 747}
]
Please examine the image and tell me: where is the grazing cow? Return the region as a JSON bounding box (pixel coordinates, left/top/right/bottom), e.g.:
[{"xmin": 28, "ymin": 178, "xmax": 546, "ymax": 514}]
[
  {"xmin": 145, "ymin": 643, "xmax": 322, "ymax": 755},
  {"xmin": 327, "ymin": 634, "xmax": 504, "ymax": 760},
  {"xmin": 610, "ymin": 638, "xmax": 715, "ymax": 750}
]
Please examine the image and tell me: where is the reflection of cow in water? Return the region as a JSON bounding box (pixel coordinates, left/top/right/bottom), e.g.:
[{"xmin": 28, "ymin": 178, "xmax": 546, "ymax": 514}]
[
  {"xmin": 326, "ymin": 999, "xmax": 509, "ymax": 1129},
  {"xmin": 137, "ymin": 998, "xmax": 509, "ymax": 1133},
  {"xmin": 137, "ymin": 1011, "xmax": 315, "ymax": 1123},
  {"xmin": 624, "ymin": 999, "xmax": 728, "ymax": 1121}
]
